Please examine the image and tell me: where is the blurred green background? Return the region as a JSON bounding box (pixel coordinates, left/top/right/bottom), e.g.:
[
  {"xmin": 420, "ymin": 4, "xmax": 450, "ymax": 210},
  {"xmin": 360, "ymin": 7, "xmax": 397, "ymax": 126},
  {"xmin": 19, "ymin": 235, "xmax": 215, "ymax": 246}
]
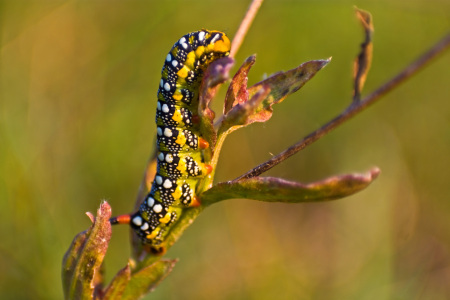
[{"xmin": 1, "ymin": 0, "xmax": 449, "ymax": 299}]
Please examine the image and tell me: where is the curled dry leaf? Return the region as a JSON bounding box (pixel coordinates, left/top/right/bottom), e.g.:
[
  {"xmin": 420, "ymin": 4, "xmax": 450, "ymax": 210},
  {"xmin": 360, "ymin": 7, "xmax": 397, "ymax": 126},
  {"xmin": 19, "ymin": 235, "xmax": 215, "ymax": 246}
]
[
  {"xmin": 198, "ymin": 56, "xmax": 235, "ymax": 147},
  {"xmin": 224, "ymin": 54, "xmax": 256, "ymax": 114},
  {"xmin": 200, "ymin": 167, "xmax": 380, "ymax": 206},
  {"xmin": 199, "ymin": 56, "xmax": 235, "ymax": 120},
  {"xmin": 353, "ymin": 7, "xmax": 374, "ymax": 101}
]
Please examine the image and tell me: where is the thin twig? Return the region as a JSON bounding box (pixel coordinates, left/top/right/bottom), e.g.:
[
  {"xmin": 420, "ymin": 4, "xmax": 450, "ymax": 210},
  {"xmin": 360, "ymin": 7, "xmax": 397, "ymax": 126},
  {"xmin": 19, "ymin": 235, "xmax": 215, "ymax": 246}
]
[
  {"xmin": 234, "ymin": 32, "xmax": 450, "ymax": 181},
  {"xmin": 230, "ymin": 0, "xmax": 264, "ymax": 58}
]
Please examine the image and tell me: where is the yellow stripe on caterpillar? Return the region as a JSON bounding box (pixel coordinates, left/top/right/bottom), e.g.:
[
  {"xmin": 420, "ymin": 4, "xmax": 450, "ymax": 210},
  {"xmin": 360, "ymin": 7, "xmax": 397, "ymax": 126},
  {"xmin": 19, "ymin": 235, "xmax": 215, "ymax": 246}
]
[
  {"xmin": 195, "ymin": 46, "xmax": 205, "ymax": 58},
  {"xmin": 177, "ymin": 65, "xmax": 190, "ymax": 79},
  {"xmin": 159, "ymin": 212, "xmax": 172, "ymax": 224},
  {"xmin": 184, "ymin": 51, "xmax": 197, "ymax": 69}
]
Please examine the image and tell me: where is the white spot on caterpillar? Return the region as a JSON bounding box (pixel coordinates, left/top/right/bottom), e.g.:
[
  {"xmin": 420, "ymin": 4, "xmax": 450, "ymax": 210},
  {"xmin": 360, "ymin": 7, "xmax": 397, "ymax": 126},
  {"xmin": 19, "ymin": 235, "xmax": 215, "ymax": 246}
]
[
  {"xmin": 153, "ymin": 204, "xmax": 163, "ymax": 213},
  {"xmin": 157, "ymin": 127, "xmax": 163, "ymax": 136},
  {"xmin": 165, "ymin": 153, "xmax": 174, "ymax": 163},
  {"xmin": 166, "ymin": 54, "xmax": 171, "ymax": 62},
  {"xmin": 179, "ymin": 37, "xmax": 188, "ymax": 50},
  {"xmin": 211, "ymin": 33, "xmax": 220, "ymax": 44},
  {"xmin": 164, "ymin": 82, "xmax": 171, "ymax": 91},
  {"xmin": 147, "ymin": 196, "xmax": 155, "ymax": 207},
  {"xmin": 160, "ymin": 79, "xmax": 164, "ymax": 87},
  {"xmin": 164, "ymin": 128, "xmax": 172, "ymax": 137},
  {"xmin": 156, "ymin": 176, "xmax": 163, "ymax": 185},
  {"xmin": 163, "ymin": 179, "xmax": 172, "ymax": 189},
  {"xmin": 132, "ymin": 216, "xmax": 143, "ymax": 226},
  {"xmin": 158, "ymin": 152, "xmax": 165, "ymax": 161},
  {"xmin": 172, "ymin": 60, "xmax": 178, "ymax": 67},
  {"xmin": 162, "ymin": 104, "xmax": 170, "ymax": 113},
  {"xmin": 198, "ymin": 31, "xmax": 206, "ymax": 41},
  {"xmin": 140, "ymin": 223, "xmax": 149, "ymax": 231}
]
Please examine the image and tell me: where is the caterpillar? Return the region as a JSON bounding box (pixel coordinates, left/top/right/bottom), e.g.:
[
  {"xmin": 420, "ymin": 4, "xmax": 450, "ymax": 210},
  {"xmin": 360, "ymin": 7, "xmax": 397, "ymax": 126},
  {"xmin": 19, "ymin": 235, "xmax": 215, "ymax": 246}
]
[{"xmin": 111, "ymin": 30, "xmax": 231, "ymax": 251}]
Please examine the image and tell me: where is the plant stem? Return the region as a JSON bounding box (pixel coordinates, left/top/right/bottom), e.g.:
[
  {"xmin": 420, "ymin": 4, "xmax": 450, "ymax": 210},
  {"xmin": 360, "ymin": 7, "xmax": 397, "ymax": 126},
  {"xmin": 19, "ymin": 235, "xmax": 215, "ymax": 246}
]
[
  {"xmin": 230, "ymin": 0, "xmax": 264, "ymax": 58},
  {"xmin": 234, "ymin": 32, "xmax": 450, "ymax": 181}
]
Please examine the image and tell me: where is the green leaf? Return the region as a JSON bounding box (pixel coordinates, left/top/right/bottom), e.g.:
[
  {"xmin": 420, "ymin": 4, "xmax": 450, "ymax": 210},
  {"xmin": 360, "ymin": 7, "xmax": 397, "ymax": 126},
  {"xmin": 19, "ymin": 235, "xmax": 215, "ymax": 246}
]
[
  {"xmin": 62, "ymin": 232, "xmax": 88, "ymax": 299},
  {"xmin": 62, "ymin": 201, "xmax": 112, "ymax": 300},
  {"xmin": 200, "ymin": 168, "xmax": 380, "ymax": 206},
  {"xmin": 102, "ymin": 264, "xmax": 131, "ymax": 300},
  {"xmin": 121, "ymin": 259, "xmax": 178, "ymax": 300}
]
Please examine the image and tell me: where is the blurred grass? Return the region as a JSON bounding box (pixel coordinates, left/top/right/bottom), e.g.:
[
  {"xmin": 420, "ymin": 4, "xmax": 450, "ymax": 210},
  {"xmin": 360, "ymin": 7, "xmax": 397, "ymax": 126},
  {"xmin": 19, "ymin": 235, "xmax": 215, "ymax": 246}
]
[{"xmin": 1, "ymin": 0, "xmax": 449, "ymax": 299}]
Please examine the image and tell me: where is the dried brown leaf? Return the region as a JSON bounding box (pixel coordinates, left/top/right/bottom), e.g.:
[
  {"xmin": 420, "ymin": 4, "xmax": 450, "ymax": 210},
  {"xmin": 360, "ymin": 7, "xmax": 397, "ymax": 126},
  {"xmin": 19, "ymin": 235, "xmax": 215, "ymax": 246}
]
[{"xmin": 353, "ymin": 7, "xmax": 374, "ymax": 101}]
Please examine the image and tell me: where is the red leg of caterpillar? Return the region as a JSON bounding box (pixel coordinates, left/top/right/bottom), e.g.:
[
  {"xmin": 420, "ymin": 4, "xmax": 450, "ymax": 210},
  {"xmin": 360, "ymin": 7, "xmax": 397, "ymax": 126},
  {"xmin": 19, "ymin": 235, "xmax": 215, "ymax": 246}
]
[
  {"xmin": 189, "ymin": 196, "xmax": 202, "ymax": 207},
  {"xmin": 110, "ymin": 214, "xmax": 131, "ymax": 225},
  {"xmin": 199, "ymin": 137, "xmax": 209, "ymax": 149},
  {"xmin": 190, "ymin": 164, "xmax": 213, "ymax": 208},
  {"xmin": 190, "ymin": 195, "xmax": 201, "ymax": 207},
  {"xmin": 204, "ymin": 164, "xmax": 213, "ymax": 175}
]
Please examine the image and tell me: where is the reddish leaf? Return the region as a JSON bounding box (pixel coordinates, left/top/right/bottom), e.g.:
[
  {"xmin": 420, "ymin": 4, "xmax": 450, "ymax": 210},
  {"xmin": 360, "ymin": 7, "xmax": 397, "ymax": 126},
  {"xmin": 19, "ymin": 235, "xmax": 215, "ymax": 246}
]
[
  {"xmin": 220, "ymin": 85, "xmax": 271, "ymax": 131},
  {"xmin": 224, "ymin": 54, "xmax": 256, "ymax": 114},
  {"xmin": 199, "ymin": 56, "xmax": 235, "ymax": 119},
  {"xmin": 62, "ymin": 202, "xmax": 112, "ymax": 299}
]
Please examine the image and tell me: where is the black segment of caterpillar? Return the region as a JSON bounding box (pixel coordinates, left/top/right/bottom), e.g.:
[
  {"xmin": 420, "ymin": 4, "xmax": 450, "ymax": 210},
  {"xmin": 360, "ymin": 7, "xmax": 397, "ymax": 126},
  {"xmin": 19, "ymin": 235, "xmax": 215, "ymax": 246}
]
[{"xmin": 110, "ymin": 30, "xmax": 231, "ymax": 253}]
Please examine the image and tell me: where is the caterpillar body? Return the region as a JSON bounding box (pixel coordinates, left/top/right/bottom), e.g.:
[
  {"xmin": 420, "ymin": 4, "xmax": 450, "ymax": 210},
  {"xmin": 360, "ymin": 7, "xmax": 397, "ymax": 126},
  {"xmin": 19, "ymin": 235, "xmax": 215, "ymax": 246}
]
[{"xmin": 122, "ymin": 30, "xmax": 230, "ymax": 249}]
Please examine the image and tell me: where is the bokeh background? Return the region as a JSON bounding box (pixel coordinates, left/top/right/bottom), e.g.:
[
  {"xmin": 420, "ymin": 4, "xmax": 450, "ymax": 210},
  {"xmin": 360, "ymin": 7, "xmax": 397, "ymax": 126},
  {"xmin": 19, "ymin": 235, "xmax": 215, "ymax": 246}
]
[{"xmin": 1, "ymin": 0, "xmax": 449, "ymax": 299}]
